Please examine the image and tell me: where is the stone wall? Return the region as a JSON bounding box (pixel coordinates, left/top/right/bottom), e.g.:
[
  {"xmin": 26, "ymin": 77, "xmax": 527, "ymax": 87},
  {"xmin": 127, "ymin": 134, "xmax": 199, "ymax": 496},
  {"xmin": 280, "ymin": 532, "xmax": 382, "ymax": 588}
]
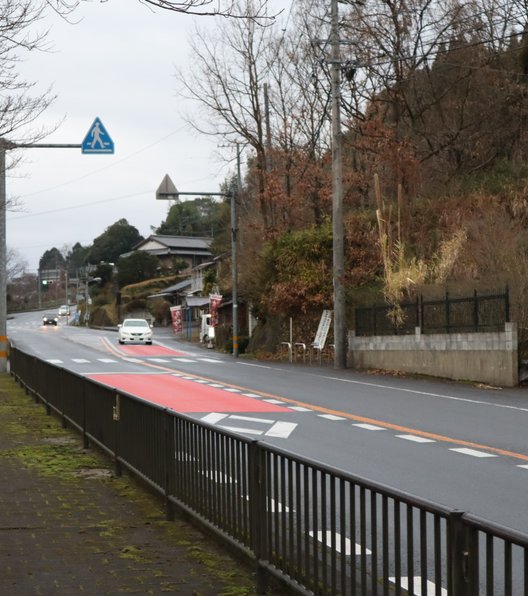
[{"xmin": 348, "ymin": 322, "xmax": 518, "ymax": 387}]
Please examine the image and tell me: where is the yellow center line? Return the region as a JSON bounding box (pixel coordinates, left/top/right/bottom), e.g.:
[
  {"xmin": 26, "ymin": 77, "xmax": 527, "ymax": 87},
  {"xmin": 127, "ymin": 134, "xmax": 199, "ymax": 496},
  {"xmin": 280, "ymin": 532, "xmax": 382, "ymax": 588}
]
[{"xmin": 99, "ymin": 338, "xmax": 528, "ymax": 462}]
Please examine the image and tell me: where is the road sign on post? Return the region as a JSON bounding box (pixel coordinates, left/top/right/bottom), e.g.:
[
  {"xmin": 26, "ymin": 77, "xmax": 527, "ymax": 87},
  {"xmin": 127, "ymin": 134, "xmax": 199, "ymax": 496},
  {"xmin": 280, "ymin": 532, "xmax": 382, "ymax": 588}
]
[{"xmin": 81, "ymin": 117, "xmax": 114, "ymax": 154}]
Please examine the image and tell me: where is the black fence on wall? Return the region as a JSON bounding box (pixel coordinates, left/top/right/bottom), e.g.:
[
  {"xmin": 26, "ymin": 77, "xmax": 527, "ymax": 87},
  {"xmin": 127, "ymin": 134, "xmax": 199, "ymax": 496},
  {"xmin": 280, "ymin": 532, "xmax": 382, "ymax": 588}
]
[
  {"xmin": 355, "ymin": 288, "xmax": 510, "ymax": 337},
  {"xmin": 9, "ymin": 345, "xmax": 528, "ymax": 595}
]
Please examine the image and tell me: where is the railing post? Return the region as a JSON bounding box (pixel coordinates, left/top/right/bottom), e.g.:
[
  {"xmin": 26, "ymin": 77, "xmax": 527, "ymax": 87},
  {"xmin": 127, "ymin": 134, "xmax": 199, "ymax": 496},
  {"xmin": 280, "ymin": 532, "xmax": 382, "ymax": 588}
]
[
  {"xmin": 248, "ymin": 440, "xmax": 268, "ymax": 595},
  {"xmin": 505, "ymin": 285, "xmax": 510, "ymax": 323},
  {"xmin": 112, "ymin": 393, "xmax": 122, "ymax": 477},
  {"xmin": 164, "ymin": 409, "xmax": 175, "ymax": 521},
  {"xmin": 82, "ymin": 378, "xmax": 89, "ymax": 449},
  {"xmin": 448, "ymin": 511, "xmax": 479, "ymax": 595}
]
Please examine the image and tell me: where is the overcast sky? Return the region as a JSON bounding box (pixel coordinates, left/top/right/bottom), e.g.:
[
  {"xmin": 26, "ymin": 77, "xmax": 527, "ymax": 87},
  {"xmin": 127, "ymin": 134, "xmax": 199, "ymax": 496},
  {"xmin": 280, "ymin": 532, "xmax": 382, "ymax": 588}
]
[{"xmin": 7, "ymin": 0, "xmax": 250, "ymax": 273}]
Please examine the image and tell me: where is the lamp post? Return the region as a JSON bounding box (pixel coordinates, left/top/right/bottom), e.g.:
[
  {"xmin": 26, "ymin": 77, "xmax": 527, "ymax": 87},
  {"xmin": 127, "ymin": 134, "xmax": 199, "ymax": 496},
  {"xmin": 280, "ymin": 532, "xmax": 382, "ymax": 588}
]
[{"xmin": 156, "ymin": 179, "xmax": 239, "ymax": 358}]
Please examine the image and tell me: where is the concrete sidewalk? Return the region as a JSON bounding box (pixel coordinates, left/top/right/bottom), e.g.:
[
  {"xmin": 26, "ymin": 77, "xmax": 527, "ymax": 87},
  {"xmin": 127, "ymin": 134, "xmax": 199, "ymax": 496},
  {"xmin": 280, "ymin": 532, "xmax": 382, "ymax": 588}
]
[{"xmin": 0, "ymin": 373, "xmax": 261, "ymax": 595}]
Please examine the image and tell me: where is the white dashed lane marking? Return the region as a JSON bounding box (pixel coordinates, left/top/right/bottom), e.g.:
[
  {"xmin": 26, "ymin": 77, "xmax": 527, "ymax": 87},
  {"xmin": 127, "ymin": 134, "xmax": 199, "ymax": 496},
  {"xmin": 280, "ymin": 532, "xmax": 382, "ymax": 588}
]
[
  {"xmin": 449, "ymin": 447, "xmax": 498, "ymax": 458},
  {"xmin": 309, "ymin": 531, "xmax": 371, "ymax": 556},
  {"xmin": 389, "ymin": 577, "xmax": 447, "ymax": 595},
  {"xmin": 353, "ymin": 423, "xmax": 386, "ymax": 431},
  {"xmin": 396, "ymin": 434, "xmax": 436, "ymax": 444}
]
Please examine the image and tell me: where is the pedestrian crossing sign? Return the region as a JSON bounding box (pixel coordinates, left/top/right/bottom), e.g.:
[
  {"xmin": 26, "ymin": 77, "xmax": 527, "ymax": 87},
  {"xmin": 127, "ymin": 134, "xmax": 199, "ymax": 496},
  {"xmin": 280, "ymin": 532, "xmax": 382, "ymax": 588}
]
[{"xmin": 81, "ymin": 117, "xmax": 114, "ymax": 154}]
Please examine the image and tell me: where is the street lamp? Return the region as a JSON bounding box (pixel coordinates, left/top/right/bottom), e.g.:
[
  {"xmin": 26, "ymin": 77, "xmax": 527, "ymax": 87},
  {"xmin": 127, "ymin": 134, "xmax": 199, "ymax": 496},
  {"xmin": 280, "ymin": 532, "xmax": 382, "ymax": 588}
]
[{"xmin": 156, "ymin": 177, "xmax": 239, "ymax": 358}]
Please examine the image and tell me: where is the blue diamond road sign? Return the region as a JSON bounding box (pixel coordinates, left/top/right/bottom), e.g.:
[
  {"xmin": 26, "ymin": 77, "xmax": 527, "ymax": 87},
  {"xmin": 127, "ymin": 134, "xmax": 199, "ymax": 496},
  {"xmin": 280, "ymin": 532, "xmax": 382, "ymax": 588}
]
[{"xmin": 81, "ymin": 117, "xmax": 114, "ymax": 154}]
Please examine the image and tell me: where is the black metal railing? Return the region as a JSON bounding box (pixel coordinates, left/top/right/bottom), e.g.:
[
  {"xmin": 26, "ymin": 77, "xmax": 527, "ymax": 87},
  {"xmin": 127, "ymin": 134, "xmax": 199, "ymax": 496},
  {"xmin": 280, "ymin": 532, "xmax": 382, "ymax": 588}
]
[
  {"xmin": 355, "ymin": 288, "xmax": 510, "ymax": 337},
  {"xmin": 9, "ymin": 346, "xmax": 528, "ymax": 595}
]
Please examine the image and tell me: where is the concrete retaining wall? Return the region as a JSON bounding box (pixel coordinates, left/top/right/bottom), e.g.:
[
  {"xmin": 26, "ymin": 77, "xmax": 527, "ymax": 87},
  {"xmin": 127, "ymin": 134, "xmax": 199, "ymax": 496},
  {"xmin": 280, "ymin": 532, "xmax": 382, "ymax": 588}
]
[{"xmin": 348, "ymin": 322, "xmax": 518, "ymax": 387}]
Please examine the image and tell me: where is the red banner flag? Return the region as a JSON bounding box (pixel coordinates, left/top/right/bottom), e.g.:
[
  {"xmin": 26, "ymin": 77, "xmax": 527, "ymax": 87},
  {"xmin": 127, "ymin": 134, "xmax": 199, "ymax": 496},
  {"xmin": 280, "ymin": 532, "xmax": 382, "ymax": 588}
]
[
  {"xmin": 209, "ymin": 294, "xmax": 222, "ymax": 327},
  {"xmin": 170, "ymin": 305, "xmax": 183, "ymax": 333}
]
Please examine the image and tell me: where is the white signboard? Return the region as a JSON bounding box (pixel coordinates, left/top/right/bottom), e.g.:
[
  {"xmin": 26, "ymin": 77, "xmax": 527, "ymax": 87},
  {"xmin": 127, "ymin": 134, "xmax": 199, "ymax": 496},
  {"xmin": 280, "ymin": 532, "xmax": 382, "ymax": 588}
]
[{"xmin": 313, "ymin": 310, "xmax": 332, "ymax": 349}]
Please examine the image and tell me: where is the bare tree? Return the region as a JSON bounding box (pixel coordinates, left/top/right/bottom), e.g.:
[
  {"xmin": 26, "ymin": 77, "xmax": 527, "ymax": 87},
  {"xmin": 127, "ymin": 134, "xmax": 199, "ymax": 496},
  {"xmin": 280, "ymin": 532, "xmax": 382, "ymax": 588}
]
[
  {"xmin": 0, "ymin": 1, "xmax": 58, "ymax": 157},
  {"xmin": 6, "ymin": 246, "xmax": 28, "ymax": 282},
  {"xmin": 51, "ymin": 0, "xmax": 272, "ymax": 18},
  {"xmin": 176, "ymin": 0, "xmax": 276, "ymax": 229}
]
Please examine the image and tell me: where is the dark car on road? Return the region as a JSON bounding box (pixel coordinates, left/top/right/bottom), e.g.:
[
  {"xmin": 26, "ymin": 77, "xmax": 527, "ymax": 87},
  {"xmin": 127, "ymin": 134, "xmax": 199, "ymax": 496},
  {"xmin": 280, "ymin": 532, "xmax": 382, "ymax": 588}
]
[{"xmin": 42, "ymin": 314, "xmax": 58, "ymax": 326}]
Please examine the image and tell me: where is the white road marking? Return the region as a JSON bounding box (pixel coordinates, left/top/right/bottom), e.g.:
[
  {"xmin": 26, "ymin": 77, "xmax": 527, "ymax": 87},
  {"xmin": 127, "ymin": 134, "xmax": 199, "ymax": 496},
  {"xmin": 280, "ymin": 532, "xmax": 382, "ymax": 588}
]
[
  {"xmin": 72, "ymin": 358, "xmax": 90, "ymax": 363},
  {"xmin": 396, "ymin": 434, "xmax": 436, "ymax": 444},
  {"xmin": 201, "ymin": 413, "xmax": 228, "ymax": 424},
  {"xmin": 98, "ymin": 358, "xmax": 117, "ymax": 363},
  {"xmin": 224, "ymin": 387, "xmax": 241, "ymax": 393},
  {"xmin": 450, "ymin": 447, "xmax": 498, "ymax": 458},
  {"xmin": 229, "ymin": 415, "xmax": 275, "ymax": 424},
  {"xmin": 289, "ymin": 406, "xmax": 312, "ymax": 412},
  {"xmin": 244, "ymin": 393, "xmax": 263, "ymax": 398},
  {"xmin": 318, "ymin": 414, "xmax": 346, "ymax": 421},
  {"xmin": 149, "ymin": 358, "xmax": 170, "ymax": 363},
  {"xmin": 353, "ymin": 423, "xmax": 386, "ymax": 431},
  {"xmin": 201, "ymin": 471, "xmax": 237, "ymax": 483},
  {"xmin": 46, "ymin": 359, "xmax": 63, "ymax": 364},
  {"xmin": 389, "ymin": 577, "xmax": 447, "ymax": 595},
  {"xmin": 209, "ymin": 383, "xmax": 224, "ymax": 388},
  {"xmin": 175, "ymin": 451, "xmax": 196, "ymax": 462},
  {"xmin": 220, "ymin": 425, "xmax": 263, "ymax": 435},
  {"xmin": 173, "ymin": 358, "xmax": 197, "ymax": 363},
  {"xmin": 199, "ymin": 358, "xmax": 221, "ymax": 363},
  {"xmin": 309, "ymin": 531, "xmax": 371, "ymax": 555},
  {"xmin": 518, "ymin": 464, "xmax": 528, "ymax": 470},
  {"xmin": 263, "ymin": 398, "xmax": 286, "ymax": 404},
  {"xmin": 202, "ymin": 414, "xmax": 297, "ymax": 439},
  {"xmin": 245, "ymin": 495, "xmax": 291, "ymax": 513},
  {"xmin": 265, "ymin": 421, "xmax": 297, "ymax": 438}
]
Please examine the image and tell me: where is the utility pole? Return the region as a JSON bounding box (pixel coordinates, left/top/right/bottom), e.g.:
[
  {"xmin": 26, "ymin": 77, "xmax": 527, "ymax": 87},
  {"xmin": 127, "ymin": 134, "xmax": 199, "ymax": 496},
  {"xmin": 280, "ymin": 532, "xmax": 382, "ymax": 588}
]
[
  {"xmin": 331, "ymin": 0, "xmax": 347, "ymax": 369},
  {"xmin": 0, "ymin": 147, "xmax": 7, "ymax": 372},
  {"xmin": 232, "ymin": 143, "xmax": 241, "ymax": 358}
]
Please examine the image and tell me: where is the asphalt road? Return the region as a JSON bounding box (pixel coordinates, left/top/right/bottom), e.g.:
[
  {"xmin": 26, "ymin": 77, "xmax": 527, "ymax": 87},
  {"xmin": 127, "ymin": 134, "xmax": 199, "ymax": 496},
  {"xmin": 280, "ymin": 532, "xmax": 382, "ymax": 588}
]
[{"xmin": 8, "ymin": 310, "xmax": 528, "ymax": 536}]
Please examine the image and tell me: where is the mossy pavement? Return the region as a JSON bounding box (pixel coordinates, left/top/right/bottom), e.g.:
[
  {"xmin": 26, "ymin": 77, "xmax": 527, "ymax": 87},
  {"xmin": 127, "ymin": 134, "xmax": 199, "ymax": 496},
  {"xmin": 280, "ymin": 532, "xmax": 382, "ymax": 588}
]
[{"xmin": 0, "ymin": 373, "xmax": 268, "ymax": 595}]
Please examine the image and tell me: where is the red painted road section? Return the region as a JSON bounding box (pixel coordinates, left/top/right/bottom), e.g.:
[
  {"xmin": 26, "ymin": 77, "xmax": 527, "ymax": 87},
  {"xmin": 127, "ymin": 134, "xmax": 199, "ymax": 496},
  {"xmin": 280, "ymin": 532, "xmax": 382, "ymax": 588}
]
[
  {"xmin": 88, "ymin": 372, "xmax": 292, "ymax": 413},
  {"xmin": 118, "ymin": 345, "xmax": 188, "ymax": 357}
]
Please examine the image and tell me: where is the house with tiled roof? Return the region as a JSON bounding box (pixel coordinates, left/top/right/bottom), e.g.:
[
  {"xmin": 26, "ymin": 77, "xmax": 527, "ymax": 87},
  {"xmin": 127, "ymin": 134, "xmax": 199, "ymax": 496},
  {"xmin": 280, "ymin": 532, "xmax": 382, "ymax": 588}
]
[{"xmin": 123, "ymin": 235, "xmax": 213, "ymax": 273}]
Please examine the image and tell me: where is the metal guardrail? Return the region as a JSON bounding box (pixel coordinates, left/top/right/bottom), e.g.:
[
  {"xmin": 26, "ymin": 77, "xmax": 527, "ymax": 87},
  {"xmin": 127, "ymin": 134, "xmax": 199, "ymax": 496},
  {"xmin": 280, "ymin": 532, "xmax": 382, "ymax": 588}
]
[
  {"xmin": 356, "ymin": 289, "xmax": 509, "ymax": 337},
  {"xmin": 9, "ymin": 346, "xmax": 528, "ymax": 595}
]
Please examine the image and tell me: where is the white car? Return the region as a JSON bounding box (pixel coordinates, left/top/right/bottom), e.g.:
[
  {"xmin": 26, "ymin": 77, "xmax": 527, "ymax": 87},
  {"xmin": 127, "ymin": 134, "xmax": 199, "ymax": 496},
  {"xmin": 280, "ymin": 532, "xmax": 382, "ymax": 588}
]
[
  {"xmin": 117, "ymin": 318, "xmax": 153, "ymax": 345},
  {"xmin": 58, "ymin": 305, "xmax": 70, "ymax": 316}
]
